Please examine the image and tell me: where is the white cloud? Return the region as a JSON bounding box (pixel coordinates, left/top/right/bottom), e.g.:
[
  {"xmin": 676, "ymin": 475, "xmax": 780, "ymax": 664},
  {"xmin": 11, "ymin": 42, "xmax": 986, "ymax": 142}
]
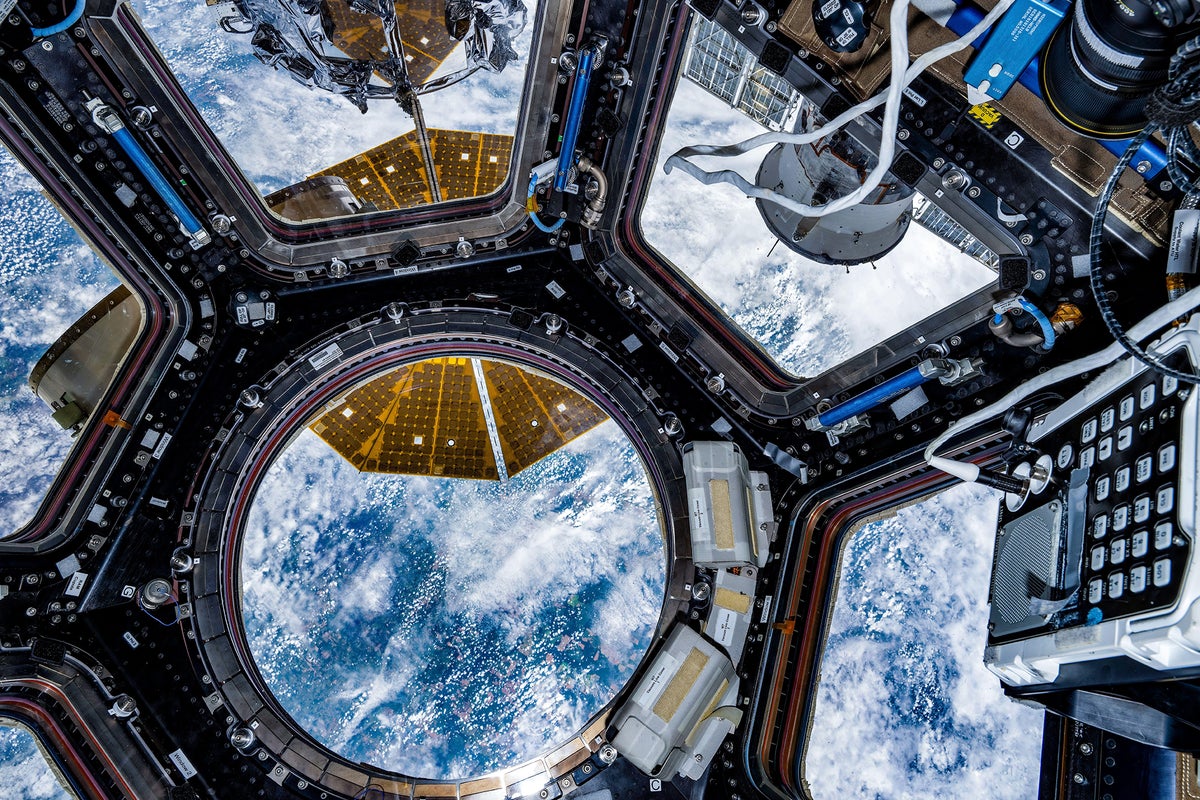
[
  {"xmin": 0, "ymin": 726, "xmax": 75, "ymax": 800},
  {"xmin": 241, "ymin": 418, "xmax": 665, "ymax": 778},
  {"xmin": 804, "ymin": 483, "xmax": 1043, "ymax": 799},
  {"xmin": 0, "ymin": 152, "xmax": 119, "ymax": 537},
  {"xmin": 642, "ymin": 80, "xmax": 995, "ymax": 377},
  {"xmin": 129, "ymin": 0, "xmax": 539, "ymax": 194}
]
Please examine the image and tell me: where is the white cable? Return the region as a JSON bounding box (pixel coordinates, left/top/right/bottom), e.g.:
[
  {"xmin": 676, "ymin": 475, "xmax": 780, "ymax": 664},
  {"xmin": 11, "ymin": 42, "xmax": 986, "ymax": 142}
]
[
  {"xmin": 924, "ymin": 285, "xmax": 1200, "ymax": 467},
  {"xmin": 663, "ymin": 0, "xmax": 1017, "ymax": 218}
]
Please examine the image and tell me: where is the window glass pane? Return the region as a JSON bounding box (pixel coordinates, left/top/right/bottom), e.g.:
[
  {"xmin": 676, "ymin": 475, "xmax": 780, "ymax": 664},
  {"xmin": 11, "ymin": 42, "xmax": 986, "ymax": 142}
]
[
  {"xmin": 805, "ymin": 483, "xmax": 1043, "ymax": 797},
  {"xmin": 643, "ymin": 18, "xmax": 996, "ymax": 376},
  {"xmin": 0, "ymin": 153, "xmax": 122, "ymax": 537},
  {"xmin": 130, "ymin": 0, "xmax": 539, "ymax": 221},
  {"xmin": 0, "ymin": 725, "xmax": 77, "ymax": 799}
]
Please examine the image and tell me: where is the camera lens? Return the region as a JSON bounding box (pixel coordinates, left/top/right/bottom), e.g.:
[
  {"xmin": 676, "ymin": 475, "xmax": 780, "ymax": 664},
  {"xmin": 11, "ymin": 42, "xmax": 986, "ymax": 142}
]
[{"xmin": 1041, "ymin": 0, "xmax": 1180, "ymax": 139}]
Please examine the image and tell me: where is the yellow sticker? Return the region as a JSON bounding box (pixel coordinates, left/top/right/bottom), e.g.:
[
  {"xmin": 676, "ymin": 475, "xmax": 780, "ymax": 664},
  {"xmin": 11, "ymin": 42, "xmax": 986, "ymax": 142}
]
[{"xmin": 969, "ymin": 103, "xmax": 1002, "ymax": 129}]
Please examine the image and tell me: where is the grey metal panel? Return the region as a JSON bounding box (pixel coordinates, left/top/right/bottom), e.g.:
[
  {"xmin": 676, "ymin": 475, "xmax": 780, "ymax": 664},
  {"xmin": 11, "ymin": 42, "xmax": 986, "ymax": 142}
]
[
  {"xmin": 204, "ymin": 634, "xmax": 239, "ymax": 682},
  {"xmin": 195, "ymin": 594, "xmax": 227, "ymax": 642}
]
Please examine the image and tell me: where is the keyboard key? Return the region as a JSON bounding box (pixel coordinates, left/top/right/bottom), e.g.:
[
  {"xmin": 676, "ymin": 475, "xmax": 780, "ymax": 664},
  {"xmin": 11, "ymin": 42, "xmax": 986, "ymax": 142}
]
[
  {"xmin": 1159, "ymin": 444, "xmax": 1177, "ymax": 473},
  {"xmin": 1154, "ymin": 558, "xmax": 1172, "ymax": 587},
  {"xmin": 1115, "ymin": 466, "xmax": 1131, "ymax": 493},
  {"xmin": 1079, "ymin": 447, "xmax": 1096, "ymax": 469},
  {"xmin": 1089, "ymin": 577, "xmax": 1104, "ymax": 604},
  {"xmin": 1134, "ymin": 495, "xmax": 1152, "ymax": 523},
  {"xmin": 1091, "ymin": 545, "xmax": 1107, "ymax": 571},
  {"xmin": 1117, "ymin": 425, "xmax": 1133, "ymax": 451},
  {"xmin": 1101, "ymin": 407, "xmax": 1116, "ymax": 432},
  {"xmin": 1093, "ymin": 514, "xmax": 1109, "ymax": 538},
  {"xmin": 1095, "ymin": 476, "xmax": 1111, "ymax": 502},
  {"xmin": 1082, "ymin": 418, "xmax": 1098, "ymax": 443},
  {"xmin": 1130, "ymin": 565, "xmax": 1147, "ymax": 593},
  {"xmin": 1099, "ymin": 437, "xmax": 1113, "ymax": 461},
  {"xmin": 1157, "ymin": 485, "xmax": 1175, "ymax": 515},
  {"xmin": 1108, "ymin": 572, "xmax": 1125, "ymax": 599},
  {"xmin": 1155, "ymin": 521, "xmax": 1173, "ymax": 550},
  {"xmin": 1136, "ymin": 455, "xmax": 1154, "ymax": 483},
  {"xmin": 1165, "ymin": 375, "xmax": 1179, "ymax": 396},
  {"xmin": 1140, "ymin": 384, "xmax": 1156, "ymax": 409},
  {"xmin": 1112, "ymin": 504, "xmax": 1129, "ymax": 531},
  {"xmin": 1111, "ymin": 538, "xmax": 1127, "ymax": 565},
  {"xmin": 1058, "ymin": 443, "xmax": 1074, "ymax": 470},
  {"xmin": 1132, "ymin": 530, "xmax": 1149, "ymax": 558}
]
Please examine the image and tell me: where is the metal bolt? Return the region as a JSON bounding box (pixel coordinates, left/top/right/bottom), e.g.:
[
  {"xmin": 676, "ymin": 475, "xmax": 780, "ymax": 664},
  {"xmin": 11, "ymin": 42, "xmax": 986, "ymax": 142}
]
[
  {"xmin": 230, "ymin": 727, "xmax": 255, "ymax": 750},
  {"xmin": 741, "ymin": 4, "xmax": 764, "ymax": 24},
  {"xmin": 1135, "ymin": 160, "xmax": 1151, "ymax": 174},
  {"xmin": 385, "ymin": 302, "xmax": 405, "ymax": 322},
  {"xmin": 131, "ymin": 106, "xmax": 152, "ymax": 128},
  {"xmin": 706, "ymin": 373, "xmax": 726, "ymax": 394},
  {"xmin": 40, "ymin": 40, "xmax": 52, "ymax": 51},
  {"xmin": 948, "ymin": 335, "xmax": 962, "ymax": 347},
  {"xmin": 691, "ymin": 581, "xmax": 711, "ymax": 602},
  {"xmin": 765, "ymin": 20, "xmax": 777, "ymax": 32},
  {"xmin": 1079, "ymin": 743, "xmax": 1094, "ymax": 755},
  {"xmin": 559, "ymin": 49, "xmax": 579, "ymax": 74},
  {"xmin": 456, "ymin": 238, "xmax": 475, "ymax": 259},
  {"xmin": 328, "ymin": 258, "xmax": 349, "ymax": 278},
  {"xmin": 170, "ymin": 549, "xmax": 193, "ymax": 573},
  {"xmin": 942, "ymin": 169, "xmax": 969, "ymax": 191},
  {"xmin": 598, "ymin": 744, "xmax": 618, "ymax": 764},
  {"xmin": 1032, "ymin": 269, "xmax": 1046, "ymax": 280},
  {"xmin": 967, "ymin": 186, "xmax": 981, "ymax": 198},
  {"xmin": 211, "ymin": 214, "xmax": 231, "ymax": 234},
  {"xmin": 897, "ymin": 129, "xmax": 909, "ymax": 141},
  {"xmin": 544, "ymin": 313, "xmax": 563, "ymax": 335},
  {"xmin": 1073, "ymin": 773, "xmax": 1086, "ymax": 785},
  {"xmin": 1019, "ymin": 233, "xmax": 1034, "ymax": 245},
  {"xmin": 664, "ymin": 415, "xmax": 684, "ymax": 437},
  {"xmin": 1160, "ymin": 180, "xmax": 1174, "ymax": 191},
  {"xmin": 932, "ymin": 157, "xmax": 945, "ymax": 169},
  {"xmin": 616, "ymin": 286, "xmax": 636, "ymax": 308},
  {"xmin": 113, "ymin": 695, "xmax": 136, "ymax": 716},
  {"xmin": 140, "ymin": 579, "xmax": 172, "ymax": 609},
  {"xmin": 239, "ymin": 387, "xmax": 261, "ymax": 409}
]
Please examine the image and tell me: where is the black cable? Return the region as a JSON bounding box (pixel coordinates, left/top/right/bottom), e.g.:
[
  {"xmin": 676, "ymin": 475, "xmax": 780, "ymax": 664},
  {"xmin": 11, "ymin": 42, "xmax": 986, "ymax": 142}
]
[
  {"xmin": 975, "ymin": 468, "xmax": 1027, "ymax": 495},
  {"xmin": 1088, "ymin": 39, "xmax": 1200, "ymax": 385}
]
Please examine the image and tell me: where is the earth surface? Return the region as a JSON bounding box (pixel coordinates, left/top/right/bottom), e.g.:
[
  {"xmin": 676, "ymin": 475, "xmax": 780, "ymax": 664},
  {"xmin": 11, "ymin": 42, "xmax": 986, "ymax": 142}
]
[
  {"xmin": 240, "ymin": 419, "xmax": 666, "ymax": 779},
  {"xmin": 0, "ymin": 2, "xmax": 1042, "ymax": 796}
]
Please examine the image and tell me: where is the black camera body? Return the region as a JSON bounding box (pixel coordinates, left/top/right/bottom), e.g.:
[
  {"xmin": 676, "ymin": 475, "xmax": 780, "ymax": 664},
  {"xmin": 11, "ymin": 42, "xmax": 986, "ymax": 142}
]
[{"xmin": 1042, "ymin": 0, "xmax": 1198, "ymax": 138}]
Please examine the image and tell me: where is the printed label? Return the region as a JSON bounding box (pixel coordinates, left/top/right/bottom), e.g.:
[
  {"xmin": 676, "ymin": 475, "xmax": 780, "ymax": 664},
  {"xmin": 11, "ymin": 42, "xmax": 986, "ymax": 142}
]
[
  {"xmin": 169, "ymin": 749, "xmax": 198, "ymax": 779},
  {"xmin": 712, "ymin": 608, "xmax": 738, "ymax": 646},
  {"xmin": 308, "ymin": 342, "xmax": 343, "ymax": 370},
  {"xmin": 636, "ymin": 653, "xmax": 679, "ymax": 710},
  {"xmin": 152, "ymin": 432, "xmax": 173, "ymax": 460},
  {"xmin": 65, "ymin": 572, "xmax": 88, "ymax": 597}
]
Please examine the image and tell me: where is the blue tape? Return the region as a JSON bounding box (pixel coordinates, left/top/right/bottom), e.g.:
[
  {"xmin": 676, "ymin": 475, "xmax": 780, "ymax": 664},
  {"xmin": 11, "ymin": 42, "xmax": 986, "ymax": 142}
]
[
  {"xmin": 817, "ymin": 366, "xmax": 929, "ymax": 427},
  {"xmin": 554, "ymin": 49, "xmax": 596, "ymax": 192},
  {"xmin": 111, "ymin": 126, "xmax": 204, "ymax": 238}
]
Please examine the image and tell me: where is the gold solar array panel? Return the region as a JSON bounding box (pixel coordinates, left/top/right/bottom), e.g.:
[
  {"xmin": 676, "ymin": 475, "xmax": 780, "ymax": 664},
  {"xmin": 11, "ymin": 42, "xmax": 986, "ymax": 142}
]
[
  {"xmin": 310, "ymin": 129, "xmax": 514, "ymax": 211},
  {"xmin": 322, "ymin": 0, "xmax": 455, "ymax": 86},
  {"xmin": 311, "ymin": 357, "xmax": 498, "ymax": 480},
  {"xmin": 311, "ymin": 358, "xmax": 609, "ymax": 480},
  {"xmin": 481, "ymin": 361, "xmax": 608, "ymax": 477}
]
